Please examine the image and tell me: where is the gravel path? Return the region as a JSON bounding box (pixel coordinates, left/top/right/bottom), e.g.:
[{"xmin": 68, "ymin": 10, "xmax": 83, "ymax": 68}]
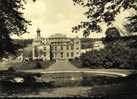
[{"xmin": 45, "ymin": 60, "xmax": 78, "ymax": 71}]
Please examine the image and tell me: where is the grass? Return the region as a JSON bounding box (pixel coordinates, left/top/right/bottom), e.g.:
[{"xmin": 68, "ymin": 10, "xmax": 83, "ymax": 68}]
[{"xmin": 0, "ymin": 60, "xmax": 56, "ymax": 70}]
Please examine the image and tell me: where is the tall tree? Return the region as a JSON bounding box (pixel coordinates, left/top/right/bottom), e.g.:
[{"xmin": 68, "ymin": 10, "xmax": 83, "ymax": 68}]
[
  {"xmin": 105, "ymin": 27, "xmax": 121, "ymax": 42},
  {"xmin": 0, "ymin": 0, "xmax": 31, "ymax": 57},
  {"xmin": 72, "ymin": 0, "xmax": 137, "ymax": 36}
]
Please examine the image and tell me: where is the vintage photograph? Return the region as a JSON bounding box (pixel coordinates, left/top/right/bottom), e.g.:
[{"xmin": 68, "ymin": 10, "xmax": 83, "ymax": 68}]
[{"xmin": 0, "ymin": 0, "xmax": 137, "ymax": 98}]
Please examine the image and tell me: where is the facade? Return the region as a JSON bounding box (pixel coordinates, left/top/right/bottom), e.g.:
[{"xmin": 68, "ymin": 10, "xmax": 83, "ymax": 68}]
[
  {"xmin": 32, "ymin": 29, "xmax": 81, "ymax": 61},
  {"xmin": 32, "ymin": 28, "xmax": 51, "ymax": 61},
  {"xmin": 48, "ymin": 34, "xmax": 81, "ymax": 60}
]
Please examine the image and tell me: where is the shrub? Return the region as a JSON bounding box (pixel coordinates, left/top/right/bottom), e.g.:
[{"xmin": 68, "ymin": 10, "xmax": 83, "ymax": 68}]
[{"xmin": 74, "ymin": 37, "xmax": 137, "ymax": 69}]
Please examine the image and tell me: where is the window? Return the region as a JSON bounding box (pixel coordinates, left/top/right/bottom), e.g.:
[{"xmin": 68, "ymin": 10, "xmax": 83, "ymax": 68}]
[
  {"xmin": 61, "ymin": 46, "xmax": 63, "ymax": 50},
  {"xmin": 67, "ymin": 46, "xmax": 69, "ymax": 50},
  {"xmin": 71, "ymin": 46, "xmax": 74, "ymax": 50},
  {"xmin": 71, "ymin": 52, "xmax": 74, "ymax": 57},
  {"xmin": 54, "ymin": 46, "xmax": 57, "ymax": 50},
  {"xmin": 76, "ymin": 42, "xmax": 79, "ymax": 44},
  {"xmin": 67, "ymin": 53, "xmax": 69, "ymax": 57},
  {"xmin": 61, "ymin": 52, "xmax": 63, "ymax": 58},
  {"xmin": 76, "ymin": 47, "xmax": 79, "ymax": 50},
  {"xmin": 76, "ymin": 52, "xmax": 79, "ymax": 55}
]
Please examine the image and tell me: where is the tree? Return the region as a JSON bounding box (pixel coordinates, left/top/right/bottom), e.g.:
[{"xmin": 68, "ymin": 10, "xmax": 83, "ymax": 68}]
[
  {"xmin": 72, "ymin": 0, "xmax": 137, "ymax": 36},
  {"xmin": 125, "ymin": 15, "xmax": 137, "ymax": 32},
  {"xmin": 104, "ymin": 27, "xmax": 121, "ymax": 42},
  {"xmin": 78, "ymin": 37, "xmax": 137, "ymax": 69},
  {"xmin": 0, "ymin": 0, "xmax": 31, "ymax": 57}
]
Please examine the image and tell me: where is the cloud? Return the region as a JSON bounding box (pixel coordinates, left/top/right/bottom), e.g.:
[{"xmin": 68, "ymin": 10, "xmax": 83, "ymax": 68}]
[
  {"xmin": 12, "ymin": 0, "xmax": 134, "ymax": 39},
  {"xmin": 18, "ymin": 0, "xmax": 86, "ymax": 39}
]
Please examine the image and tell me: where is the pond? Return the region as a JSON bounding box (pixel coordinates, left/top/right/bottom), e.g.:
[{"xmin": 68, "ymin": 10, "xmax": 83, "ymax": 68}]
[{"xmin": 0, "ymin": 72, "xmax": 137, "ymax": 98}]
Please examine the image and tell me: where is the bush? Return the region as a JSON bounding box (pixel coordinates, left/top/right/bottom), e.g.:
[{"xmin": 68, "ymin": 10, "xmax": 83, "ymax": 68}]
[
  {"xmin": 73, "ymin": 37, "xmax": 137, "ymax": 69},
  {"xmin": 69, "ymin": 57, "xmax": 82, "ymax": 68}
]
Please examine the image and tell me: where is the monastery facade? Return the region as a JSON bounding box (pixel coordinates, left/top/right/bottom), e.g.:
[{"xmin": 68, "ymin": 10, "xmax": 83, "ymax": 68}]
[{"xmin": 32, "ymin": 29, "xmax": 81, "ymax": 61}]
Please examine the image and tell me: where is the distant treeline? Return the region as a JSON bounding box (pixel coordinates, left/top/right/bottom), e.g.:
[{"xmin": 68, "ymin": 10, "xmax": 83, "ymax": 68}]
[{"xmin": 13, "ymin": 39, "xmax": 33, "ymax": 48}]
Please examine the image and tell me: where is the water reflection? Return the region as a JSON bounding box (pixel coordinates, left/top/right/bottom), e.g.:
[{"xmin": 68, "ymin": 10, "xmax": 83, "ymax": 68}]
[
  {"xmin": 0, "ymin": 73, "xmax": 137, "ymax": 97},
  {"xmin": 0, "ymin": 82, "xmax": 55, "ymax": 96}
]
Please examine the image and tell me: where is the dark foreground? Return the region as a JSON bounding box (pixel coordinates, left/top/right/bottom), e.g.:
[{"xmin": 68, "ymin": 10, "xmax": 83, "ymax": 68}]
[{"xmin": 0, "ymin": 71, "xmax": 137, "ymax": 99}]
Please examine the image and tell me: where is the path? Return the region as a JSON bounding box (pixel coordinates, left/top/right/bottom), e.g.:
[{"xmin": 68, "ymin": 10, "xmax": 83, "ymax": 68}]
[{"xmin": 45, "ymin": 60, "xmax": 78, "ymax": 71}]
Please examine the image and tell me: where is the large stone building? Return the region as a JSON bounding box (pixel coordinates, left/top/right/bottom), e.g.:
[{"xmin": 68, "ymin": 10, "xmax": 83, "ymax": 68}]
[
  {"xmin": 32, "ymin": 29, "xmax": 81, "ymax": 61},
  {"xmin": 48, "ymin": 34, "xmax": 81, "ymax": 60},
  {"xmin": 9, "ymin": 29, "xmax": 105, "ymax": 62}
]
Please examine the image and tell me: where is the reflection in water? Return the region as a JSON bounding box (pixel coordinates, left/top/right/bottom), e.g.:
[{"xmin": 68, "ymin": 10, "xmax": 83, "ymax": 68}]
[
  {"xmin": 0, "ymin": 82, "xmax": 55, "ymax": 96},
  {"xmin": 0, "ymin": 73, "xmax": 137, "ymax": 97},
  {"xmin": 87, "ymin": 73, "xmax": 137, "ymax": 98}
]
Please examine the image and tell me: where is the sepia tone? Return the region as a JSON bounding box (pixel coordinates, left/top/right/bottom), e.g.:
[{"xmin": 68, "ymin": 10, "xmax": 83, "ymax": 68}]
[{"xmin": 0, "ymin": 0, "xmax": 137, "ymax": 98}]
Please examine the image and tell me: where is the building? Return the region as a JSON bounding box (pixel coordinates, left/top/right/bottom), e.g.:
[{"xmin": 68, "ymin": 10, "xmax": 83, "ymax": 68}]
[
  {"xmin": 10, "ymin": 29, "xmax": 105, "ymax": 62},
  {"xmin": 0, "ymin": 29, "xmax": 106, "ymax": 63},
  {"xmin": 32, "ymin": 29, "xmax": 81, "ymax": 61},
  {"xmin": 32, "ymin": 28, "xmax": 51, "ymax": 61},
  {"xmin": 48, "ymin": 34, "xmax": 81, "ymax": 60}
]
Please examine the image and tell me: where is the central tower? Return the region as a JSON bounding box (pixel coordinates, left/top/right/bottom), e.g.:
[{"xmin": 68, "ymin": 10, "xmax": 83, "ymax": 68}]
[{"xmin": 36, "ymin": 28, "xmax": 41, "ymax": 39}]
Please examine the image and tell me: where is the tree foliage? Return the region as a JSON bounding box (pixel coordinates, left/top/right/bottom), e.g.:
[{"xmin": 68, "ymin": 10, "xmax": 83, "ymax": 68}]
[
  {"xmin": 125, "ymin": 15, "xmax": 137, "ymax": 32},
  {"xmin": 72, "ymin": 0, "xmax": 137, "ymax": 36},
  {"xmin": 74, "ymin": 36, "xmax": 137, "ymax": 69},
  {"xmin": 0, "ymin": 0, "xmax": 31, "ymax": 57},
  {"xmin": 104, "ymin": 27, "xmax": 121, "ymax": 42}
]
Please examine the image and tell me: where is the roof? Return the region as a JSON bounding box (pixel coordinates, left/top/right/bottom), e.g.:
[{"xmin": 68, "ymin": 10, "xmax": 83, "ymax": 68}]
[{"xmin": 49, "ymin": 33, "xmax": 67, "ymax": 38}]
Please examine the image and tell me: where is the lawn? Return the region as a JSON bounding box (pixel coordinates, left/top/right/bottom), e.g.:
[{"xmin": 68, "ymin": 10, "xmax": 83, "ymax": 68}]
[{"xmin": 0, "ymin": 60, "xmax": 55, "ymax": 70}]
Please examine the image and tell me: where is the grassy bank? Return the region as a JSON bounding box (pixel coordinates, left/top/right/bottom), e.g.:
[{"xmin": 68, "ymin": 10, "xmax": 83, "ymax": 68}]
[{"xmin": 0, "ymin": 60, "xmax": 56, "ymax": 70}]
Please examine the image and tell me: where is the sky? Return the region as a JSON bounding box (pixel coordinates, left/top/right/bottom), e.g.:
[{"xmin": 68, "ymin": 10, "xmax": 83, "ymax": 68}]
[{"xmin": 12, "ymin": 0, "xmax": 136, "ymax": 39}]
